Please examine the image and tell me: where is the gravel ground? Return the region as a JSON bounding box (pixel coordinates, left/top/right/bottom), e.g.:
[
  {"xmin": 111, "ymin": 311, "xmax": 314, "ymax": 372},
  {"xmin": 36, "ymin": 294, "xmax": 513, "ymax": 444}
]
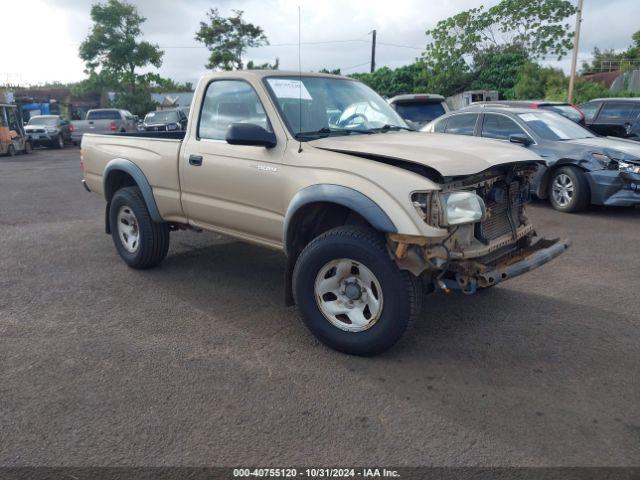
[{"xmin": 0, "ymin": 148, "xmax": 638, "ymax": 466}]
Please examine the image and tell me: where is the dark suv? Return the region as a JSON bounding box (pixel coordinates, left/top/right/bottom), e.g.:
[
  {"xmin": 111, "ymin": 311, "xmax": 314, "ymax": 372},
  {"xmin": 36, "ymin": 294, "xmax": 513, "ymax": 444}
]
[{"xmin": 579, "ymin": 98, "xmax": 640, "ymax": 141}]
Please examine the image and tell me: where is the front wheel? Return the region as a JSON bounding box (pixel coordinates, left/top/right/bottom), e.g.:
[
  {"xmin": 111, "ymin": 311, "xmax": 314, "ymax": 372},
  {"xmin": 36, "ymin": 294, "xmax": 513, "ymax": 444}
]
[
  {"xmin": 52, "ymin": 135, "xmax": 64, "ymax": 149},
  {"xmin": 549, "ymin": 166, "xmax": 590, "ymax": 213},
  {"xmin": 293, "ymin": 226, "xmax": 421, "ymax": 356},
  {"xmin": 109, "ymin": 187, "xmax": 169, "ymax": 269}
]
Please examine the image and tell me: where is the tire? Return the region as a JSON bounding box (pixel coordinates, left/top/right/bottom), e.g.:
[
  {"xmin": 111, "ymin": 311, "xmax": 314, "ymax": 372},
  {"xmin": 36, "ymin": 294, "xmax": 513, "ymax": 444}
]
[
  {"xmin": 52, "ymin": 135, "xmax": 64, "ymax": 149},
  {"xmin": 7, "ymin": 144, "xmax": 15, "ymax": 157},
  {"xmin": 292, "ymin": 226, "xmax": 421, "ymax": 356},
  {"xmin": 24, "ymin": 141, "xmax": 32, "ymax": 154},
  {"xmin": 548, "ymin": 166, "xmax": 590, "ymax": 213},
  {"xmin": 109, "ymin": 186, "xmax": 169, "ymax": 269}
]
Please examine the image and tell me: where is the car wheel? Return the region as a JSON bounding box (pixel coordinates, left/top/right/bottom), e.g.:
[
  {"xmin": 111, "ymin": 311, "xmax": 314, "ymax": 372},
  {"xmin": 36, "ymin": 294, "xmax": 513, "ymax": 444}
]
[
  {"xmin": 109, "ymin": 186, "xmax": 170, "ymax": 269},
  {"xmin": 51, "ymin": 135, "xmax": 64, "ymax": 149},
  {"xmin": 549, "ymin": 166, "xmax": 590, "ymax": 213},
  {"xmin": 7, "ymin": 144, "xmax": 15, "ymax": 157},
  {"xmin": 293, "ymin": 226, "xmax": 421, "ymax": 356}
]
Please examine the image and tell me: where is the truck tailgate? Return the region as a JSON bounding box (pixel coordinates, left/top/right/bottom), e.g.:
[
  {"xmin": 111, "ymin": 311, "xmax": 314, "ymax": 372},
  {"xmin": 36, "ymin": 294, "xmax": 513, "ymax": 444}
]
[{"xmin": 81, "ymin": 133, "xmax": 185, "ymax": 222}]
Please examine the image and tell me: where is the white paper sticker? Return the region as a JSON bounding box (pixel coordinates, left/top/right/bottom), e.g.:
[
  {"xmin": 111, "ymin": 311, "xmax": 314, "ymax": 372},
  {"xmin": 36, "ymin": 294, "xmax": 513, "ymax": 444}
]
[
  {"xmin": 519, "ymin": 113, "xmax": 537, "ymax": 122},
  {"xmin": 267, "ymin": 78, "xmax": 312, "ymax": 100}
]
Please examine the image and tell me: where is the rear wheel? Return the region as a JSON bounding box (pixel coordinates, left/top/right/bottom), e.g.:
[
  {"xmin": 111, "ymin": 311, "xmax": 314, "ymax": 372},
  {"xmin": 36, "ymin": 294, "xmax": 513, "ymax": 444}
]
[
  {"xmin": 549, "ymin": 166, "xmax": 590, "ymax": 213},
  {"xmin": 293, "ymin": 226, "xmax": 421, "ymax": 356},
  {"xmin": 109, "ymin": 187, "xmax": 169, "ymax": 269}
]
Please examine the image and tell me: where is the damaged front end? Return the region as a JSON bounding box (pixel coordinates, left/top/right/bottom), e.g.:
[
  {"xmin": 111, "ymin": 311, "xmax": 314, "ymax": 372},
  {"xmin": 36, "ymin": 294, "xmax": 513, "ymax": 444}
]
[{"xmin": 390, "ymin": 162, "xmax": 570, "ymax": 294}]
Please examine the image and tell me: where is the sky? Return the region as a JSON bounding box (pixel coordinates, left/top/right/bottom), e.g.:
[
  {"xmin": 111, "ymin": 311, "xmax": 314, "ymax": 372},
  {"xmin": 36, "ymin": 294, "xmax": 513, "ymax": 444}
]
[{"xmin": 1, "ymin": 0, "xmax": 637, "ymax": 86}]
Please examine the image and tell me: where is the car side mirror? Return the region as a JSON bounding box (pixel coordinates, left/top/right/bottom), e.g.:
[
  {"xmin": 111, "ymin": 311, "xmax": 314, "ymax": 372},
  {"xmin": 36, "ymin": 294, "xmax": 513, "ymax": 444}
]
[
  {"xmin": 509, "ymin": 134, "xmax": 532, "ymax": 146},
  {"xmin": 226, "ymin": 123, "xmax": 277, "ymax": 148}
]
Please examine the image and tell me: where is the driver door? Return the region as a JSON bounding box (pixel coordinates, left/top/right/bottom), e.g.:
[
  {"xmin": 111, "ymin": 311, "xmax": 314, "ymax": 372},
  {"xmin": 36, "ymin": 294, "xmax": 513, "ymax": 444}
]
[{"xmin": 179, "ymin": 79, "xmax": 288, "ymax": 247}]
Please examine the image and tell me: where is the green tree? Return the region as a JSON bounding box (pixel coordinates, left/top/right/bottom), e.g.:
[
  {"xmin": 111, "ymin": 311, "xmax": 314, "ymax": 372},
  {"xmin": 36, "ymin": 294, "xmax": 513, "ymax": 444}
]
[
  {"xmin": 581, "ymin": 30, "xmax": 640, "ymax": 74},
  {"xmin": 79, "ymin": 0, "xmax": 163, "ymax": 94},
  {"xmin": 419, "ymin": 0, "xmax": 576, "ymax": 95},
  {"xmin": 469, "ymin": 46, "xmax": 528, "ymax": 94},
  {"xmin": 195, "ymin": 9, "xmax": 271, "ymax": 70},
  {"xmin": 246, "ymin": 58, "xmax": 280, "ymax": 70}
]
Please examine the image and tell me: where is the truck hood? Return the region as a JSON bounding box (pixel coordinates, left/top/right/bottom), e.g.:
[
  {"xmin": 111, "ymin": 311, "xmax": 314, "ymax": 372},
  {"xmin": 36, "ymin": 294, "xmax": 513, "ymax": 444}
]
[{"xmin": 309, "ymin": 132, "xmax": 542, "ymax": 177}]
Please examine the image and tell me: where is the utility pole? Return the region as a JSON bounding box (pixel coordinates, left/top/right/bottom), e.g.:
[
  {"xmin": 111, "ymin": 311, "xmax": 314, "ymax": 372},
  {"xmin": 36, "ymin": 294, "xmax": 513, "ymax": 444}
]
[
  {"xmin": 567, "ymin": 0, "xmax": 584, "ymax": 104},
  {"xmin": 370, "ymin": 29, "xmax": 377, "ymax": 73}
]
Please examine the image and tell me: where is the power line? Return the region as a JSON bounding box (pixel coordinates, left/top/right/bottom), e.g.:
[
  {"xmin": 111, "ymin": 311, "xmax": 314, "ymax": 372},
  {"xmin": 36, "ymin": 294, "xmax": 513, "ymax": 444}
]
[
  {"xmin": 340, "ymin": 61, "xmax": 371, "ymax": 72},
  {"xmin": 377, "ymin": 41, "xmax": 423, "ymax": 50}
]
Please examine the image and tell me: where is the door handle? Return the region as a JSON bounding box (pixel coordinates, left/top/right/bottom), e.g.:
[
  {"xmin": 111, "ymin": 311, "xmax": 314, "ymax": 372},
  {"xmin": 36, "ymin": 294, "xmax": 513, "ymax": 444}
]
[{"xmin": 189, "ymin": 154, "xmax": 203, "ymax": 166}]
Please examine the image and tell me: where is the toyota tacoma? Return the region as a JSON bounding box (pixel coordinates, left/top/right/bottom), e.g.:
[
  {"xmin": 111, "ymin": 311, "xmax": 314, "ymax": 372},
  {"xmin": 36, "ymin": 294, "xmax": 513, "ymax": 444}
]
[{"xmin": 80, "ymin": 71, "xmax": 569, "ymax": 356}]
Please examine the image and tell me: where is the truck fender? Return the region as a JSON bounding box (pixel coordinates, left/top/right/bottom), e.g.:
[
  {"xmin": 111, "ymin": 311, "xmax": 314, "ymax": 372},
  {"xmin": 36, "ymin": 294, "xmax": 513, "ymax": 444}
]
[
  {"xmin": 103, "ymin": 159, "xmax": 163, "ymax": 223},
  {"xmin": 282, "ymin": 184, "xmax": 397, "ymax": 256}
]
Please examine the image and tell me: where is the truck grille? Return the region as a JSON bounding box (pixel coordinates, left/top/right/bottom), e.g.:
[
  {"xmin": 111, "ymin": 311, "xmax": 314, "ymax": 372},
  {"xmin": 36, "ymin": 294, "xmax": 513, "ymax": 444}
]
[
  {"xmin": 28, "ymin": 129, "xmax": 45, "ymax": 134},
  {"xmin": 475, "ymin": 181, "xmax": 527, "ymax": 244}
]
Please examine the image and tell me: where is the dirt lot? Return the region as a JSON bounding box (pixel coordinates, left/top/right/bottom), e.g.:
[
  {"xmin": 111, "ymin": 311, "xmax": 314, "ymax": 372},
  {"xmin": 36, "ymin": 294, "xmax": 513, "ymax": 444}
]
[{"xmin": 1, "ymin": 148, "xmax": 638, "ymax": 466}]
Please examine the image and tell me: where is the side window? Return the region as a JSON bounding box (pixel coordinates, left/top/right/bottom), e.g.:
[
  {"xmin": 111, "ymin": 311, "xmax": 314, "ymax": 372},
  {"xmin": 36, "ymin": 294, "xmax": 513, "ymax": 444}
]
[
  {"xmin": 444, "ymin": 114, "xmax": 478, "ymax": 136},
  {"xmin": 481, "ymin": 114, "xmax": 526, "ymax": 140},
  {"xmin": 598, "ymin": 102, "xmax": 635, "ymax": 123},
  {"xmin": 579, "ymin": 102, "xmax": 601, "ymax": 122},
  {"xmin": 6, "ymin": 108, "xmax": 20, "ymax": 131},
  {"xmin": 198, "ymin": 80, "xmax": 271, "ymax": 140},
  {"xmin": 433, "ymin": 118, "xmax": 446, "ymax": 133}
]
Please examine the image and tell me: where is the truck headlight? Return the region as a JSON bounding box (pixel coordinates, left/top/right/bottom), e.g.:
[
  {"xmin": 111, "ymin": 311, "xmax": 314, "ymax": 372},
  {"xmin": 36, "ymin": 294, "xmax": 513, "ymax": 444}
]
[
  {"xmin": 167, "ymin": 123, "xmax": 179, "ymax": 131},
  {"xmin": 618, "ymin": 160, "xmax": 640, "ymax": 174},
  {"xmin": 440, "ymin": 192, "xmax": 486, "ymax": 226}
]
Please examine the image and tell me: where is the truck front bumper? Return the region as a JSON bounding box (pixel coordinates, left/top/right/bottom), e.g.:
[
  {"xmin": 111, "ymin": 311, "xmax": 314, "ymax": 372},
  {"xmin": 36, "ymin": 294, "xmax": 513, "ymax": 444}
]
[{"xmin": 437, "ymin": 237, "xmax": 571, "ymax": 294}]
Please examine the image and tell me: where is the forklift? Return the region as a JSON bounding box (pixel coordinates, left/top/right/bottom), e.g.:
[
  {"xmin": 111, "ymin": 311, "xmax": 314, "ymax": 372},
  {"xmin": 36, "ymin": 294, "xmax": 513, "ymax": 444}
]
[{"xmin": 0, "ymin": 104, "xmax": 31, "ymax": 156}]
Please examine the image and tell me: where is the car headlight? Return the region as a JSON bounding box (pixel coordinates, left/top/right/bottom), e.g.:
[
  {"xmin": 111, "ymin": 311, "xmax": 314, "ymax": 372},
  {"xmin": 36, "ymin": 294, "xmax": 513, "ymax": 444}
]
[
  {"xmin": 46, "ymin": 127, "xmax": 57, "ymax": 133},
  {"xmin": 591, "ymin": 152, "xmax": 612, "ymax": 168},
  {"xmin": 440, "ymin": 191, "xmax": 486, "ymax": 226},
  {"xmin": 167, "ymin": 123, "xmax": 179, "ymax": 131},
  {"xmin": 618, "ymin": 160, "xmax": 640, "ymax": 174}
]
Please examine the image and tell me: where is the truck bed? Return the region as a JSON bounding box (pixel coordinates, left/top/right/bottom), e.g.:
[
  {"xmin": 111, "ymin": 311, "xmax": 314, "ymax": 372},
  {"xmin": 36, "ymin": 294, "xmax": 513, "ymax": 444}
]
[
  {"xmin": 109, "ymin": 131, "xmax": 186, "ymax": 140},
  {"xmin": 81, "ymin": 132, "xmax": 186, "ymax": 222}
]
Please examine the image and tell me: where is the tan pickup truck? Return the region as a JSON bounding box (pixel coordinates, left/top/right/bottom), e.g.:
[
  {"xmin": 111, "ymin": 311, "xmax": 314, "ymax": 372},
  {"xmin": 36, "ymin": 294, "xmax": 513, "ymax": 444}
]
[{"xmin": 81, "ymin": 70, "xmax": 569, "ymax": 356}]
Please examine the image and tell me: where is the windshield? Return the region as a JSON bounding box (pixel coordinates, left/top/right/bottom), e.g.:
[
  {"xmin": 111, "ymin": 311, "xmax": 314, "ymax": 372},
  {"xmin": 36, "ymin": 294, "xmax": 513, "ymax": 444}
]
[
  {"xmin": 394, "ymin": 102, "xmax": 446, "ymax": 123},
  {"xmin": 27, "ymin": 116, "xmax": 57, "ymax": 126},
  {"xmin": 518, "ymin": 112, "xmax": 595, "ymax": 141},
  {"xmin": 145, "ymin": 111, "xmax": 178, "ymax": 124},
  {"xmin": 539, "ymin": 104, "xmax": 583, "ymax": 123},
  {"xmin": 264, "ymin": 76, "xmax": 409, "ymax": 140}
]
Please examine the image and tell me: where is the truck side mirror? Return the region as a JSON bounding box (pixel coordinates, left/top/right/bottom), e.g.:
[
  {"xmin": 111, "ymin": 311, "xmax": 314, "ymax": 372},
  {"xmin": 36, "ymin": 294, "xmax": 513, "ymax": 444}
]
[
  {"xmin": 509, "ymin": 134, "xmax": 532, "ymax": 146},
  {"xmin": 226, "ymin": 123, "xmax": 277, "ymax": 148}
]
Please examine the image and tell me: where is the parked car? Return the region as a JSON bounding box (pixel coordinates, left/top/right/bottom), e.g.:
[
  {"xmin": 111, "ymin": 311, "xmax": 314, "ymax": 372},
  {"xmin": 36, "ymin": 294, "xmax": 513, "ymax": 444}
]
[
  {"xmin": 80, "ymin": 70, "xmax": 568, "ymax": 356},
  {"xmin": 579, "ymin": 98, "xmax": 640, "ymax": 140},
  {"xmin": 388, "ymin": 94, "xmax": 449, "ymax": 129},
  {"xmin": 142, "ymin": 109, "xmax": 188, "ymax": 132},
  {"xmin": 24, "ymin": 115, "xmax": 71, "ymax": 149},
  {"xmin": 0, "ymin": 104, "xmax": 31, "ymax": 156},
  {"xmin": 423, "ymin": 107, "xmax": 640, "ymax": 212},
  {"xmin": 70, "ymin": 109, "xmax": 138, "ymax": 144},
  {"xmin": 470, "ymin": 100, "xmax": 585, "ymax": 125}
]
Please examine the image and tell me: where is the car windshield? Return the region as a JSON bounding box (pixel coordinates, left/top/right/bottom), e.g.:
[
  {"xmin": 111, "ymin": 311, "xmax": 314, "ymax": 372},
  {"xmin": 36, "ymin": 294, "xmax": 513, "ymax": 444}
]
[
  {"xmin": 518, "ymin": 112, "xmax": 595, "ymax": 141},
  {"xmin": 145, "ymin": 111, "xmax": 178, "ymax": 123},
  {"xmin": 394, "ymin": 102, "xmax": 446, "ymax": 123},
  {"xmin": 539, "ymin": 104, "xmax": 583, "ymax": 123},
  {"xmin": 27, "ymin": 116, "xmax": 57, "ymax": 126},
  {"xmin": 264, "ymin": 76, "xmax": 409, "ymax": 140}
]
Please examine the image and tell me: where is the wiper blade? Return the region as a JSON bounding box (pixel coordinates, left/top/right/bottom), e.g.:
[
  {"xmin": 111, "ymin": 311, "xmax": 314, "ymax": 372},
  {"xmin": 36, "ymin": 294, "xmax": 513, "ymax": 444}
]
[
  {"xmin": 295, "ymin": 127, "xmax": 370, "ymax": 139},
  {"xmin": 373, "ymin": 124, "xmax": 415, "ymax": 132}
]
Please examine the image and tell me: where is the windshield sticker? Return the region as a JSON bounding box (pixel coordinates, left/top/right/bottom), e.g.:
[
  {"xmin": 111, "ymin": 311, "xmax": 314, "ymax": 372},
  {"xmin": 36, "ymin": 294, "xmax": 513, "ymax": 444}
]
[
  {"xmin": 519, "ymin": 113, "xmax": 537, "ymax": 122},
  {"xmin": 267, "ymin": 79, "xmax": 312, "ymax": 100}
]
